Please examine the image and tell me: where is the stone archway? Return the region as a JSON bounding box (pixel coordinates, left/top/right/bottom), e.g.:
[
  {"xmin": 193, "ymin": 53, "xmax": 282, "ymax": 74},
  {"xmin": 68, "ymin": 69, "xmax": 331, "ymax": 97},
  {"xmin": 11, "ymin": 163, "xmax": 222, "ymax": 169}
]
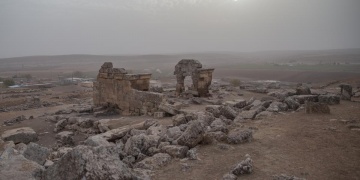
[{"xmin": 174, "ymin": 59, "xmax": 214, "ymax": 97}]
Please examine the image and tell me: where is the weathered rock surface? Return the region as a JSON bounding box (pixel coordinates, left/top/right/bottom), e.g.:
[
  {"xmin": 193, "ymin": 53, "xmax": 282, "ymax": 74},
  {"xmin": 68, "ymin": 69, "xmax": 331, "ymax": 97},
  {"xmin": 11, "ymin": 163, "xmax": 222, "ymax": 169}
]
[
  {"xmin": 305, "ymin": 102, "xmax": 330, "ymax": 114},
  {"xmin": 56, "ymin": 131, "xmax": 74, "ymax": 146},
  {"xmin": 1, "ymin": 127, "xmax": 38, "ymax": 144},
  {"xmin": 124, "ymin": 134, "xmax": 159, "ymax": 157},
  {"xmin": 227, "ymin": 129, "xmax": 253, "ymax": 144},
  {"xmin": 23, "ymin": 142, "xmax": 50, "ymax": 165},
  {"xmin": 318, "ymin": 94, "xmax": 340, "ymax": 105},
  {"xmin": 43, "ymin": 145, "xmax": 134, "ymax": 180},
  {"xmin": 177, "ymin": 120, "xmax": 205, "ymax": 148},
  {"xmin": 0, "ymin": 147, "xmax": 44, "ymax": 180},
  {"xmin": 134, "ymin": 153, "xmax": 172, "ymax": 170},
  {"xmin": 231, "ymin": 155, "xmax": 253, "ymax": 176},
  {"xmin": 161, "ymin": 145, "xmax": 189, "ymax": 158},
  {"xmin": 84, "ymin": 135, "xmax": 111, "ymax": 147},
  {"xmin": 219, "ymin": 105, "xmax": 238, "ymax": 120}
]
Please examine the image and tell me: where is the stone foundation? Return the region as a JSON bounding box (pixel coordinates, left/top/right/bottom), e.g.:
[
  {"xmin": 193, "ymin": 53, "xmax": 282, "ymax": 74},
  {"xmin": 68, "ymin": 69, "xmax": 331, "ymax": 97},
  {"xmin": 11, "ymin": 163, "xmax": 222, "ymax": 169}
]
[{"xmin": 93, "ymin": 62, "xmax": 164, "ymax": 116}]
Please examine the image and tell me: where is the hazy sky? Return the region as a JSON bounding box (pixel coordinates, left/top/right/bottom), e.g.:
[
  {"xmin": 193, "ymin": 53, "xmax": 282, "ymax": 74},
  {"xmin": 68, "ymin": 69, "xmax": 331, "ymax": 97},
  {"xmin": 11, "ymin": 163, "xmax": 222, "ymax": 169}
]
[{"xmin": 0, "ymin": 0, "xmax": 360, "ymax": 58}]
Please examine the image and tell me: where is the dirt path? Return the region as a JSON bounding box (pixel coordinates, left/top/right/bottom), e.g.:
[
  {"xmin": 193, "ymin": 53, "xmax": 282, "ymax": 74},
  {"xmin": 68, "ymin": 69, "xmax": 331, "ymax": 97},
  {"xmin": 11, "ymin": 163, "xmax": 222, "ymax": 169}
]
[{"xmin": 154, "ymin": 101, "xmax": 360, "ymax": 180}]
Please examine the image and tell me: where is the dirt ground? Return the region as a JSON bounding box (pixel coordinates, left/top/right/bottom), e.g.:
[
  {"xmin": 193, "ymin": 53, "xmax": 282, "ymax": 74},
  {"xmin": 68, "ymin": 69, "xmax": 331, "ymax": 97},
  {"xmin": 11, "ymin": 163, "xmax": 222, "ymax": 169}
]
[
  {"xmin": 154, "ymin": 100, "xmax": 360, "ymax": 180},
  {"xmin": 1, "ymin": 76, "xmax": 360, "ymax": 179}
]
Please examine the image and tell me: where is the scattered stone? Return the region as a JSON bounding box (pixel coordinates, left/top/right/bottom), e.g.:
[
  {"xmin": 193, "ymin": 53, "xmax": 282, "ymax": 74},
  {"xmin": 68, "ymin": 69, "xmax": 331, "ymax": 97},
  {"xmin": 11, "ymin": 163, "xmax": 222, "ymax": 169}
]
[
  {"xmin": 284, "ymin": 97, "xmax": 300, "ymax": 110},
  {"xmin": 0, "ymin": 147, "xmax": 44, "ymax": 180},
  {"xmin": 84, "ymin": 135, "xmax": 111, "ymax": 147},
  {"xmin": 143, "ymin": 119, "xmax": 159, "ymax": 129},
  {"xmin": 219, "ymin": 105, "xmax": 238, "ymax": 120},
  {"xmin": 1, "ymin": 127, "xmax": 38, "ymax": 144},
  {"xmin": 205, "ymin": 105, "xmax": 221, "ymax": 118},
  {"xmin": 23, "ymin": 142, "xmax": 50, "ymax": 165},
  {"xmin": 296, "ymin": 86, "xmax": 311, "ymax": 95},
  {"xmin": 305, "ymin": 102, "xmax": 330, "ymax": 114},
  {"xmin": 4, "ymin": 115, "xmax": 27, "ymax": 126},
  {"xmin": 43, "ymin": 145, "xmax": 134, "ymax": 180},
  {"xmin": 44, "ymin": 159, "xmax": 54, "ymax": 168},
  {"xmin": 53, "ymin": 119, "xmax": 68, "ymax": 133},
  {"xmin": 172, "ymin": 114, "xmax": 188, "ymax": 126},
  {"xmin": 177, "ymin": 120, "xmax": 205, "ymax": 148},
  {"xmin": 161, "ymin": 145, "xmax": 189, "ymax": 158},
  {"xmin": 293, "ymin": 95, "xmax": 318, "ymax": 104},
  {"xmin": 236, "ymin": 110, "xmax": 258, "ymax": 120},
  {"xmin": 124, "ymin": 134, "xmax": 159, "ymax": 157},
  {"xmin": 267, "ymin": 102, "xmax": 288, "ymax": 112},
  {"xmin": 210, "ymin": 119, "xmax": 228, "ymax": 133},
  {"xmin": 187, "ymin": 148, "xmax": 198, "ymax": 160},
  {"xmin": 231, "ymin": 155, "xmax": 253, "ymax": 176},
  {"xmin": 227, "ymin": 129, "xmax": 253, "ymax": 144},
  {"xmin": 339, "ymin": 83, "xmax": 352, "ymax": 100},
  {"xmin": 318, "ymin": 94, "xmax": 340, "ymax": 105},
  {"xmin": 159, "ymin": 103, "xmax": 179, "ymax": 115},
  {"xmin": 134, "ymin": 153, "xmax": 172, "ymax": 170},
  {"xmin": 14, "ymin": 143, "xmax": 27, "ymax": 154},
  {"xmin": 56, "ymin": 131, "xmax": 74, "ymax": 146},
  {"xmin": 154, "ymin": 111, "xmax": 165, "ymax": 118}
]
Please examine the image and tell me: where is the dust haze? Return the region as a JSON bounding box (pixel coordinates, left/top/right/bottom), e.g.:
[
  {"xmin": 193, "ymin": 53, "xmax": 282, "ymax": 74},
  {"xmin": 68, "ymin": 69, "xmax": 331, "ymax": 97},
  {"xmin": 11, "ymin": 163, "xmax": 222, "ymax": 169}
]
[
  {"xmin": 1, "ymin": 0, "xmax": 360, "ymax": 57},
  {"xmin": 1, "ymin": 1, "xmax": 360, "ymax": 180}
]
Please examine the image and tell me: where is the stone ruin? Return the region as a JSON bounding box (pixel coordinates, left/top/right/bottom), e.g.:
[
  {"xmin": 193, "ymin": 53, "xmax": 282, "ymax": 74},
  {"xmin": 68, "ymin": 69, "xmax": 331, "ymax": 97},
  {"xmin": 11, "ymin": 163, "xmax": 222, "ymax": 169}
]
[
  {"xmin": 93, "ymin": 62, "xmax": 164, "ymax": 116},
  {"xmin": 93, "ymin": 60, "xmax": 214, "ymax": 116},
  {"xmin": 174, "ymin": 59, "xmax": 214, "ymax": 97}
]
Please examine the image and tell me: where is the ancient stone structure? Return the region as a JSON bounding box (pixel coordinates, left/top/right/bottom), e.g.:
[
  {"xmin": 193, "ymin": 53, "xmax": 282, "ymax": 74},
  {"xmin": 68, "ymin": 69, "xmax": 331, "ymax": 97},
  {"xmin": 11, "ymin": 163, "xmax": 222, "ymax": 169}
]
[
  {"xmin": 93, "ymin": 62, "xmax": 164, "ymax": 116},
  {"xmin": 339, "ymin": 83, "xmax": 352, "ymax": 100},
  {"xmin": 174, "ymin": 59, "xmax": 214, "ymax": 97}
]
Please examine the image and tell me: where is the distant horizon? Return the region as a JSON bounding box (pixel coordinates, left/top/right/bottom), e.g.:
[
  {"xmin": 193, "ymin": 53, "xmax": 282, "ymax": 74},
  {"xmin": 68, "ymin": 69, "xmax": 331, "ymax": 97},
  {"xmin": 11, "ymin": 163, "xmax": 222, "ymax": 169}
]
[{"xmin": 1, "ymin": 47, "xmax": 360, "ymax": 59}]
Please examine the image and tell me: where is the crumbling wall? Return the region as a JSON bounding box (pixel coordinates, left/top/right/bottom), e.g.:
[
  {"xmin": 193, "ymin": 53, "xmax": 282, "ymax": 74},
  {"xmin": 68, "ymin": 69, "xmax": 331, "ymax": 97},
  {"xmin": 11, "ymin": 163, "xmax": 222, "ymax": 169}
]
[
  {"xmin": 174, "ymin": 59, "xmax": 214, "ymax": 97},
  {"xmin": 93, "ymin": 62, "xmax": 164, "ymax": 116}
]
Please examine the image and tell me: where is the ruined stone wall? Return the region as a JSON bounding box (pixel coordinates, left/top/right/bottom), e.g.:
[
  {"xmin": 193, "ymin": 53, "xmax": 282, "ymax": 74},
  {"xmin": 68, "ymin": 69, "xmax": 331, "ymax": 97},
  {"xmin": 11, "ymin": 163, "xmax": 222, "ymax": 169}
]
[
  {"xmin": 174, "ymin": 59, "xmax": 214, "ymax": 97},
  {"xmin": 93, "ymin": 62, "xmax": 164, "ymax": 116}
]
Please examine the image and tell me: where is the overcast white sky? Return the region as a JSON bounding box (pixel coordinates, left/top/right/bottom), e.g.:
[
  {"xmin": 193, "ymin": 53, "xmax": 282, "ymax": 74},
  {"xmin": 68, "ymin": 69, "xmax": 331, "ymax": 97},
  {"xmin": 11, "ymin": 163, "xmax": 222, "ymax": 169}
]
[{"xmin": 0, "ymin": 0, "xmax": 359, "ymax": 58}]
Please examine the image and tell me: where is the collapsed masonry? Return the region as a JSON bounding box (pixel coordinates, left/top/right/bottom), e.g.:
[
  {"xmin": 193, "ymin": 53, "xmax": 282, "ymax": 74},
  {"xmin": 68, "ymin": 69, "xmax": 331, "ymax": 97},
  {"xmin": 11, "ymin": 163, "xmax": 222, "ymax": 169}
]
[
  {"xmin": 174, "ymin": 59, "xmax": 214, "ymax": 97},
  {"xmin": 93, "ymin": 62, "xmax": 164, "ymax": 116}
]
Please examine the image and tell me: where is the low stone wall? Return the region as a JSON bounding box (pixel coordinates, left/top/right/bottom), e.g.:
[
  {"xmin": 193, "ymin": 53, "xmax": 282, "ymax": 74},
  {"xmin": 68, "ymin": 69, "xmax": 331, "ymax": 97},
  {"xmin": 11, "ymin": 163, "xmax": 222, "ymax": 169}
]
[{"xmin": 93, "ymin": 62, "xmax": 164, "ymax": 116}]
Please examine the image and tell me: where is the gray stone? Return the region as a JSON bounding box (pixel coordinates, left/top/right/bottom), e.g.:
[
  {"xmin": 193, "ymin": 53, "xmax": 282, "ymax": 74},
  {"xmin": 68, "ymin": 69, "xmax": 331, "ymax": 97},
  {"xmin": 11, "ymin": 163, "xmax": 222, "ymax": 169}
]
[
  {"xmin": 231, "ymin": 155, "xmax": 253, "ymax": 176},
  {"xmin": 177, "ymin": 120, "xmax": 205, "ymax": 148},
  {"xmin": 1, "ymin": 127, "xmax": 38, "ymax": 144},
  {"xmin": 223, "ymin": 173, "xmax": 237, "ymax": 180},
  {"xmin": 236, "ymin": 110, "xmax": 258, "ymax": 120},
  {"xmin": 296, "ymin": 86, "xmax": 311, "ymax": 95},
  {"xmin": 134, "ymin": 153, "xmax": 172, "ymax": 170},
  {"xmin": 305, "ymin": 102, "xmax": 330, "ymax": 114},
  {"xmin": 227, "ymin": 129, "xmax": 253, "ymax": 144},
  {"xmin": 84, "ymin": 135, "xmax": 111, "ymax": 147},
  {"xmin": 172, "ymin": 114, "xmax": 188, "ymax": 126},
  {"xmin": 339, "ymin": 83, "xmax": 352, "ymax": 100},
  {"xmin": 43, "ymin": 145, "xmax": 133, "ymax": 180},
  {"xmin": 56, "ymin": 131, "xmax": 74, "ymax": 146},
  {"xmin": 161, "ymin": 145, "xmax": 189, "ymax": 158},
  {"xmin": 54, "ymin": 119, "xmax": 68, "ymax": 133},
  {"xmin": 154, "ymin": 112, "xmax": 165, "ymax": 118},
  {"xmin": 284, "ymin": 97, "xmax": 300, "ymax": 110},
  {"xmin": 124, "ymin": 134, "xmax": 159, "ymax": 157},
  {"xmin": 219, "ymin": 105, "xmax": 238, "ymax": 120},
  {"xmin": 159, "ymin": 103, "xmax": 179, "ymax": 115},
  {"xmin": 0, "ymin": 147, "xmax": 44, "ymax": 180},
  {"xmin": 292, "ymin": 95, "xmax": 318, "ymax": 104},
  {"xmin": 205, "ymin": 105, "xmax": 221, "ymax": 118},
  {"xmin": 187, "ymin": 148, "xmax": 198, "ymax": 160},
  {"xmin": 267, "ymin": 101, "xmax": 288, "ymax": 112},
  {"xmin": 23, "ymin": 142, "xmax": 50, "ymax": 165},
  {"xmin": 318, "ymin": 94, "xmax": 340, "ymax": 105},
  {"xmin": 210, "ymin": 119, "xmax": 228, "ymax": 133}
]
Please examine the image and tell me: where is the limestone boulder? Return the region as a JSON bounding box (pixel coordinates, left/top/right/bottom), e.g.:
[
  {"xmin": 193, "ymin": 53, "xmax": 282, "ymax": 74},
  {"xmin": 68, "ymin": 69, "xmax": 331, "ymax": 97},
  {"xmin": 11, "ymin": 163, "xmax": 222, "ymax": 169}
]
[
  {"xmin": 43, "ymin": 145, "xmax": 134, "ymax": 180},
  {"xmin": 177, "ymin": 120, "xmax": 205, "ymax": 148},
  {"xmin": 160, "ymin": 145, "xmax": 189, "ymax": 158},
  {"xmin": 1, "ymin": 127, "xmax": 38, "ymax": 144},
  {"xmin": 227, "ymin": 129, "xmax": 253, "ymax": 144},
  {"xmin": 318, "ymin": 94, "xmax": 340, "ymax": 105},
  {"xmin": 23, "ymin": 142, "xmax": 50, "ymax": 165},
  {"xmin": 0, "ymin": 147, "xmax": 44, "ymax": 180},
  {"xmin": 134, "ymin": 153, "xmax": 172, "ymax": 170},
  {"xmin": 124, "ymin": 134, "xmax": 159, "ymax": 157}
]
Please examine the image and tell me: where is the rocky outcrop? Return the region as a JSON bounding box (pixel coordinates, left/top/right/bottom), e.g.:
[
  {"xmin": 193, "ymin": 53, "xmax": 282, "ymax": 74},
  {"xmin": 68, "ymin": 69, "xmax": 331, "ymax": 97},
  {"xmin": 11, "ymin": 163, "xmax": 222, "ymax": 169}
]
[
  {"xmin": 23, "ymin": 142, "xmax": 50, "ymax": 165},
  {"xmin": 1, "ymin": 127, "xmax": 38, "ymax": 144},
  {"xmin": 177, "ymin": 120, "xmax": 205, "ymax": 148},
  {"xmin": 43, "ymin": 145, "xmax": 134, "ymax": 180}
]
